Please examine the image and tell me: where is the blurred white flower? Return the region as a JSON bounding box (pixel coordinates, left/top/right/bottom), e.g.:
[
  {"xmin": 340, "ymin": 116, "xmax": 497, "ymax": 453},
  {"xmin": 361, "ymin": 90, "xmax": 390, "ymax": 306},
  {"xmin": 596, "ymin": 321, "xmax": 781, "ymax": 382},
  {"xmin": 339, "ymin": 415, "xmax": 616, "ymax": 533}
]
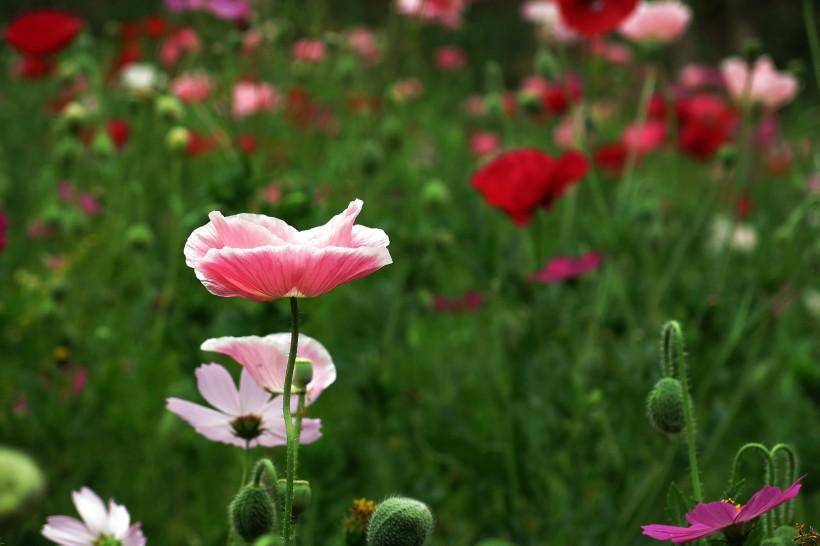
[
  {"xmin": 709, "ymin": 216, "xmax": 758, "ymax": 253},
  {"xmin": 121, "ymin": 63, "xmax": 165, "ymax": 95}
]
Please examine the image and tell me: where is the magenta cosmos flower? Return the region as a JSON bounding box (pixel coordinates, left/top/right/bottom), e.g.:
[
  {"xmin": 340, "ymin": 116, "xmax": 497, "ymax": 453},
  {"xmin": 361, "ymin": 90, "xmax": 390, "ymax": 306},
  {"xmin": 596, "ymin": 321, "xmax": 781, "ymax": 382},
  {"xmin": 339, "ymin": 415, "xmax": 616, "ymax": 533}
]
[
  {"xmin": 167, "ymin": 363, "xmax": 322, "ymax": 447},
  {"xmin": 643, "ymin": 478, "xmax": 803, "ymax": 543},
  {"xmin": 530, "ymin": 251, "xmax": 604, "ymax": 283},
  {"xmin": 201, "ymin": 333, "xmax": 336, "ymax": 400},
  {"xmin": 185, "ymin": 199, "xmax": 391, "ymax": 301},
  {"xmin": 42, "ymin": 487, "xmax": 145, "ymax": 546}
]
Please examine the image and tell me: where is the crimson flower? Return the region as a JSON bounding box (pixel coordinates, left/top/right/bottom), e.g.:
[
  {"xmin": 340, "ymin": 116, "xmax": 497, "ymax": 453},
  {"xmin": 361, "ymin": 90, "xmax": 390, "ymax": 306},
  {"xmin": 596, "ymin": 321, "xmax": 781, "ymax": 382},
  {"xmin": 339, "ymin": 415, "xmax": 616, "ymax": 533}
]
[
  {"xmin": 676, "ymin": 93, "xmax": 737, "ymax": 160},
  {"xmin": 594, "ymin": 141, "xmax": 628, "ymax": 175},
  {"xmin": 557, "ymin": 0, "xmax": 638, "ymax": 36},
  {"xmin": 531, "ymin": 252, "xmax": 603, "ymax": 283},
  {"xmin": 5, "ymin": 10, "xmax": 83, "ymax": 56},
  {"xmin": 107, "ymin": 119, "xmax": 131, "ymax": 150},
  {"xmin": 471, "ymin": 149, "xmax": 588, "ymax": 226}
]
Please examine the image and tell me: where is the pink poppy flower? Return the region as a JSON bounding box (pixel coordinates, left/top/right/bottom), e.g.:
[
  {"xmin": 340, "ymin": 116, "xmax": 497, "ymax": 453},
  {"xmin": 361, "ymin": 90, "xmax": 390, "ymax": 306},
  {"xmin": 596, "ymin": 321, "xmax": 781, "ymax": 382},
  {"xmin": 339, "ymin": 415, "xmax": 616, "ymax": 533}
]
[
  {"xmin": 435, "ymin": 45, "xmax": 466, "ymax": 71},
  {"xmin": 433, "ymin": 291, "xmax": 486, "ymax": 312},
  {"xmin": 678, "ymin": 63, "xmax": 724, "ymax": 90},
  {"xmin": 589, "ymin": 39, "xmax": 632, "ymax": 65},
  {"xmin": 42, "ymin": 487, "xmax": 145, "ymax": 546},
  {"xmin": 623, "ymin": 120, "xmax": 666, "ymax": 154},
  {"xmin": 470, "ymin": 131, "xmax": 501, "ymax": 157},
  {"xmin": 721, "ymin": 56, "xmax": 799, "ymax": 109},
  {"xmin": 232, "ymin": 81, "xmax": 278, "ymax": 118},
  {"xmin": 167, "ymin": 363, "xmax": 321, "ymax": 447},
  {"xmin": 159, "ymin": 27, "xmax": 200, "ymax": 67},
  {"xmin": 553, "ymin": 115, "xmax": 577, "ymax": 149},
  {"xmin": 292, "ymin": 39, "xmax": 327, "ymax": 63},
  {"xmin": 184, "ymin": 199, "xmax": 392, "ymax": 301},
  {"xmin": 347, "ymin": 27, "xmax": 380, "ymax": 64},
  {"xmin": 208, "ymin": 0, "xmax": 250, "ymax": 21},
  {"xmin": 618, "ymin": 0, "xmax": 691, "ymax": 43},
  {"xmin": 201, "ymin": 333, "xmax": 336, "ymax": 399},
  {"xmin": 643, "ymin": 478, "xmax": 803, "ymax": 543},
  {"xmin": 531, "ymin": 252, "xmax": 603, "ymax": 283},
  {"xmin": 171, "ymin": 72, "xmax": 213, "ymax": 103},
  {"xmin": 521, "ymin": 1, "xmax": 579, "ymax": 43},
  {"xmin": 396, "ymin": 0, "xmax": 467, "ymax": 29}
]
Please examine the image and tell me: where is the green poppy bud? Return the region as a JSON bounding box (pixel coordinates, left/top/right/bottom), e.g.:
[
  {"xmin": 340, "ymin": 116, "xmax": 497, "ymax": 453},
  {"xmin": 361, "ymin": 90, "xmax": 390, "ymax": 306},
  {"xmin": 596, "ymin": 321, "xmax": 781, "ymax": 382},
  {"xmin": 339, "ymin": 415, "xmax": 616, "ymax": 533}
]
[
  {"xmin": 518, "ymin": 90, "xmax": 542, "ymax": 115},
  {"xmin": 647, "ymin": 377, "xmax": 685, "ymax": 434},
  {"xmin": 156, "ymin": 95, "xmax": 184, "ymax": 122},
  {"xmin": 293, "ymin": 358, "xmax": 313, "ymax": 391},
  {"xmin": 125, "ymin": 223, "xmax": 154, "ymax": 250},
  {"xmin": 230, "ymin": 484, "xmax": 275, "ymax": 543},
  {"xmin": 367, "ymin": 497, "xmax": 433, "ymax": 546},
  {"xmin": 166, "ymin": 126, "xmax": 191, "ymax": 154},
  {"xmin": 91, "ymin": 132, "xmax": 115, "ymax": 158},
  {"xmin": 361, "ymin": 141, "xmax": 384, "ymax": 175},
  {"xmin": 535, "ymin": 49, "xmax": 559, "ymax": 79},
  {"xmin": 420, "ymin": 180, "xmax": 450, "ymax": 207},
  {"xmin": 61, "ymin": 101, "xmax": 87, "ymax": 130},
  {"xmin": 253, "ymin": 535, "xmax": 284, "ymax": 546},
  {"xmin": 0, "ymin": 446, "xmax": 45, "ymax": 516}
]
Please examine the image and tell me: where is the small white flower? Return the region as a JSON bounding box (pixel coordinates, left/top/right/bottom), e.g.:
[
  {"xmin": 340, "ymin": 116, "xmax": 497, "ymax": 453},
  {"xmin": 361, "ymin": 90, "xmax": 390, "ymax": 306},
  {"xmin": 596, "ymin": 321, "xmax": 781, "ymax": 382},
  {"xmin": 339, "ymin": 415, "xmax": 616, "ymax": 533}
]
[
  {"xmin": 709, "ymin": 216, "xmax": 757, "ymax": 253},
  {"xmin": 42, "ymin": 487, "xmax": 146, "ymax": 546},
  {"xmin": 121, "ymin": 63, "xmax": 165, "ymax": 95}
]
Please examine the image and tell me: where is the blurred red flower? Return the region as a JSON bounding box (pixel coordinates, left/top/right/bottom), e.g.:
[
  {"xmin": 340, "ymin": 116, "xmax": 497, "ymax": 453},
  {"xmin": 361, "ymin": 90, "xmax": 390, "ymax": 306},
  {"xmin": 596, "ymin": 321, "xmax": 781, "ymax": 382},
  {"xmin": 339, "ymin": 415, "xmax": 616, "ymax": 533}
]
[
  {"xmin": 594, "ymin": 141, "xmax": 628, "ymax": 175},
  {"xmin": 15, "ymin": 55, "xmax": 54, "ymax": 79},
  {"xmin": 107, "ymin": 119, "xmax": 131, "ymax": 150},
  {"xmin": 557, "ymin": 0, "xmax": 637, "ymax": 36},
  {"xmin": 5, "ymin": 9, "xmax": 83, "ymax": 56},
  {"xmin": 676, "ymin": 93, "xmax": 737, "ymax": 160},
  {"xmin": 471, "ymin": 148, "xmax": 588, "ymax": 226}
]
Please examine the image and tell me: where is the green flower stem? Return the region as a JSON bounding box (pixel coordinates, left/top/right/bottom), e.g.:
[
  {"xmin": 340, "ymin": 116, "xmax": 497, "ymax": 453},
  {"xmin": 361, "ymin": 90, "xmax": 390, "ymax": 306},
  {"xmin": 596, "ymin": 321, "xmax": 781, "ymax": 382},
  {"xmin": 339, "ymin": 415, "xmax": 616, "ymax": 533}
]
[
  {"xmin": 617, "ymin": 64, "xmax": 657, "ymax": 215},
  {"xmin": 664, "ymin": 322, "xmax": 703, "ymax": 503},
  {"xmin": 804, "ymin": 0, "xmax": 820, "ymax": 93},
  {"xmin": 253, "ymin": 458, "xmax": 282, "ymax": 513},
  {"xmin": 729, "ymin": 443, "xmax": 775, "ymax": 535},
  {"xmin": 282, "ymin": 297, "xmax": 300, "ymax": 545},
  {"xmin": 770, "ymin": 443, "xmax": 798, "ymax": 525}
]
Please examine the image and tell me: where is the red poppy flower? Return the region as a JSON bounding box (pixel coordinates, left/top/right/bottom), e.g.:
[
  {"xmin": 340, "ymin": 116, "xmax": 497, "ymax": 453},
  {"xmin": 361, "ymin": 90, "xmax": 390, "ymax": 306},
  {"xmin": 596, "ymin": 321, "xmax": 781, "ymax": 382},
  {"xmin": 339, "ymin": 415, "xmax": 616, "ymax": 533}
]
[
  {"xmin": 676, "ymin": 93, "xmax": 737, "ymax": 160},
  {"xmin": 5, "ymin": 10, "xmax": 83, "ymax": 56},
  {"xmin": 107, "ymin": 119, "xmax": 131, "ymax": 150},
  {"xmin": 237, "ymin": 134, "xmax": 257, "ymax": 154},
  {"xmin": 594, "ymin": 141, "xmax": 628, "ymax": 175},
  {"xmin": 143, "ymin": 15, "xmax": 169, "ymax": 39},
  {"xmin": 15, "ymin": 55, "xmax": 54, "ymax": 79},
  {"xmin": 187, "ymin": 131, "xmax": 220, "ymax": 157},
  {"xmin": 471, "ymin": 148, "xmax": 588, "ymax": 226},
  {"xmin": 557, "ymin": 0, "xmax": 638, "ymax": 36}
]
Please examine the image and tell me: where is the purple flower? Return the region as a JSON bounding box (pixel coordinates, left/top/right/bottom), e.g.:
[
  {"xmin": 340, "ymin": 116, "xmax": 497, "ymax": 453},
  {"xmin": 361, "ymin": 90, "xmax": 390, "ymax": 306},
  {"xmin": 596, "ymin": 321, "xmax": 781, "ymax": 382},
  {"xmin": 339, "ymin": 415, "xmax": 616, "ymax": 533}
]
[
  {"xmin": 530, "ymin": 251, "xmax": 604, "ymax": 283},
  {"xmin": 642, "ymin": 478, "xmax": 803, "ymax": 543}
]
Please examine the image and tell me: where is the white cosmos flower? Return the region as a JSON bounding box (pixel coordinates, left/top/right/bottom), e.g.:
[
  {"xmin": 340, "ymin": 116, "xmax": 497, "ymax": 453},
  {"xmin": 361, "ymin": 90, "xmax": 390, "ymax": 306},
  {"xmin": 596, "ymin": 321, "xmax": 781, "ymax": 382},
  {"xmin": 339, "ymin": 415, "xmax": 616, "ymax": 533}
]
[{"xmin": 42, "ymin": 487, "xmax": 146, "ymax": 546}]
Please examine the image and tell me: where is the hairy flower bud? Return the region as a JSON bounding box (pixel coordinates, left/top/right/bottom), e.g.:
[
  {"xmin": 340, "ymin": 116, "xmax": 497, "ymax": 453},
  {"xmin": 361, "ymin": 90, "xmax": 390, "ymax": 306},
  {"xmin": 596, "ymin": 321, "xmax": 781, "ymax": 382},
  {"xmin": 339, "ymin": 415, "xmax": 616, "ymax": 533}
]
[
  {"xmin": 293, "ymin": 358, "xmax": 313, "ymax": 391},
  {"xmin": 647, "ymin": 377, "xmax": 685, "ymax": 434},
  {"xmin": 230, "ymin": 484, "xmax": 275, "ymax": 543},
  {"xmin": 367, "ymin": 497, "xmax": 433, "ymax": 546}
]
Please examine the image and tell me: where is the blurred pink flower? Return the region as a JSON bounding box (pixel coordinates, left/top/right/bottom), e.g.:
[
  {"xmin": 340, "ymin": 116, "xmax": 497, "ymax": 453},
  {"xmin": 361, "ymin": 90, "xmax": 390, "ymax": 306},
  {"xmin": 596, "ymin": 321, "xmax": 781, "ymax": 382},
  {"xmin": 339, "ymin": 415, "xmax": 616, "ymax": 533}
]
[
  {"xmin": 159, "ymin": 27, "xmax": 200, "ymax": 67},
  {"xmin": 678, "ymin": 63, "xmax": 724, "ymax": 90},
  {"xmin": 184, "ymin": 199, "xmax": 392, "ymax": 301},
  {"xmin": 807, "ymin": 173, "xmax": 820, "ymax": 194},
  {"xmin": 241, "ymin": 29, "xmax": 263, "ymax": 56},
  {"xmin": 531, "ymin": 252, "xmax": 603, "ymax": 283},
  {"xmin": 232, "ymin": 81, "xmax": 278, "ymax": 118},
  {"xmin": 464, "ymin": 95, "xmax": 486, "ymax": 117},
  {"xmin": 13, "ymin": 394, "xmax": 28, "ymax": 415},
  {"xmin": 589, "ymin": 39, "xmax": 632, "ymax": 64},
  {"xmin": 42, "ymin": 487, "xmax": 146, "ymax": 546},
  {"xmin": 391, "ymin": 78, "xmax": 424, "ymax": 103},
  {"xmin": 396, "ymin": 0, "xmax": 467, "ymax": 28},
  {"xmin": 165, "ymin": 0, "xmax": 249, "ymax": 20},
  {"xmin": 553, "ymin": 115, "xmax": 577, "ymax": 149},
  {"xmin": 347, "ymin": 27, "xmax": 380, "ymax": 64},
  {"xmin": 434, "ymin": 291, "xmax": 486, "ymax": 312},
  {"xmin": 521, "ymin": 0, "xmax": 579, "ymax": 43},
  {"xmin": 292, "ymin": 39, "xmax": 327, "ymax": 63},
  {"xmin": 171, "ymin": 72, "xmax": 213, "ymax": 103},
  {"xmin": 619, "ymin": 0, "xmax": 691, "ymax": 43},
  {"xmin": 201, "ymin": 333, "xmax": 335, "ymax": 399},
  {"xmin": 643, "ymin": 479, "xmax": 803, "ymax": 543},
  {"xmin": 70, "ymin": 366, "xmax": 89, "ymax": 395},
  {"xmin": 721, "ymin": 56, "xmax": 798, "ymax": 109},
  {"xmin": 435, "ymin": 45, "xmax": 466, "ymax": 71},
  {"xmin": 623, "ymin": 120, "xmax": 666, "ymax": 154},
  {"xmin": 78, "ymin": 194, "xmax": 102, "ymax": 216},
  {"xmin": 261, "ymin": 184, "xmax": 282, "ymax": 204},
  {"xmin": 166, "ymin": 363, "xmax": 321, "ymax": 448},
  {"xmin": 470, "ymin": 131, "xmax": 501, "ymax": 157}
]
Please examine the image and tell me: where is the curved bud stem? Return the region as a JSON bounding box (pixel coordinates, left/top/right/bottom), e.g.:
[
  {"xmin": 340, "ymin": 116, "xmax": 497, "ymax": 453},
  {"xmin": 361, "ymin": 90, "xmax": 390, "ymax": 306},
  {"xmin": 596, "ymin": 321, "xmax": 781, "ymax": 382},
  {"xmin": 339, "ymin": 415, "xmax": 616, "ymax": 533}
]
[
  {"xmin": 729, "ymin": 442, "xmax": 775, "ymax": 536},
  {"xmin": 663, "ymin": 321, "xmax": 702, "ymax": 503},
  {"xmin": 770, "ymin": 443, "xmax": 799, "ymax": 525},
  {"xmin": 253, "ymin": 458, "xmax": 282, "ymax": 513},
  {"xmin": 281, "ymin": 297, "xmax": 300, "ymax": 545}
]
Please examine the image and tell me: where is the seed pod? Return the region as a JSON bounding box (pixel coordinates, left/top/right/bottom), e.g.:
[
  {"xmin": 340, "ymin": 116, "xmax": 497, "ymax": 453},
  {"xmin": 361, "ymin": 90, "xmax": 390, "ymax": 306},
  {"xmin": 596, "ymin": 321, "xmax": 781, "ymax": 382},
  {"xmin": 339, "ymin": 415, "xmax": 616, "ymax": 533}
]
[
  {"xmin": 293, "ymin": 358, "xmax": 313, "ymax": 391},
  {"xmin": 367, "ymin": 497, "xmax": 433, "ymax": 546}
]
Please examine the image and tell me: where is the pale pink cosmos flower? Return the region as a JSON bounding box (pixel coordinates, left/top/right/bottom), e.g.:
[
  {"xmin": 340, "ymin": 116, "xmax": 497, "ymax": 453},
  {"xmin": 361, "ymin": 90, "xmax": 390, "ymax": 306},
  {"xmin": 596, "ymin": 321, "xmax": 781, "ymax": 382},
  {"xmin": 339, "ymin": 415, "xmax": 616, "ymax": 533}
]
[
  {"xmin": 42, "ymin": 487, "xmax": 145, "ymax": 546},
  {"xmin": 292, "ymin": 39, "xmax": 327, "ymax": 64},
  {"xmin": 619, "ymin": 1, "xmax": 691, "ymax": 43},
  {"xmin": 184, "ymin": 199, "xmax": 392, "ymax": 301},
  {"xmin": 721, "ymin": 56, "xmax": 798, "ymax": 109},
  {"xmin": 643, "ymin": 478, "xmax": 803, "ymax": 543},
  {"xmin": 171, "ymin": 72, "xmax": 213, "ymax": 103},
  {"xmin": 167, "ymin": 363, "xmax": 321, "ymax": 447},
  {"xmin": 232, "ymin": 81, "xmax": 278, "ymax": 118},
  {"xmin": 201, "ymin": 333, "xmax": 336, "ymax": 399},
  {"xmin": 521, "ymin": 0, "xmax": 579, "ymax": 43}
]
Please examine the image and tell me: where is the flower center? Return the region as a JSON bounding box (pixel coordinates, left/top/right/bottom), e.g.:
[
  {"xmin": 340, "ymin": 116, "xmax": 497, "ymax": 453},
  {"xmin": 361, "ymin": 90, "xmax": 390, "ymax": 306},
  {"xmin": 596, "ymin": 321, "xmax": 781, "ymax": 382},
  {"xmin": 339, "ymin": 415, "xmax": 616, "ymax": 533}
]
[
  {"xmin": 95, "ymin": 536, "xmax": 122, "ymax": 546},
  {"xmin": 583, "ymin": 0, "xmax": 605, "ymax": 12},
  {"xmin": 231, "ymin": 414, "xmax": 263, "ymax": 441},
  {"xmin": 721, "ymin": 498, "xmax": 743, "ymax": 511}
]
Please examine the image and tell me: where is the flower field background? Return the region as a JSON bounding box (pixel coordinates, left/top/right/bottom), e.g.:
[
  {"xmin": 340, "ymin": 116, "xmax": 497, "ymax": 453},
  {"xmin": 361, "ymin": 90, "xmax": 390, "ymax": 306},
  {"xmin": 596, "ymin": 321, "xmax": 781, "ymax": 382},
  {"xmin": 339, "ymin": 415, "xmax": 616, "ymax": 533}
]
[{"xmin": 0, "ymin": 1, "xmax": 818, "ymax": 545}]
